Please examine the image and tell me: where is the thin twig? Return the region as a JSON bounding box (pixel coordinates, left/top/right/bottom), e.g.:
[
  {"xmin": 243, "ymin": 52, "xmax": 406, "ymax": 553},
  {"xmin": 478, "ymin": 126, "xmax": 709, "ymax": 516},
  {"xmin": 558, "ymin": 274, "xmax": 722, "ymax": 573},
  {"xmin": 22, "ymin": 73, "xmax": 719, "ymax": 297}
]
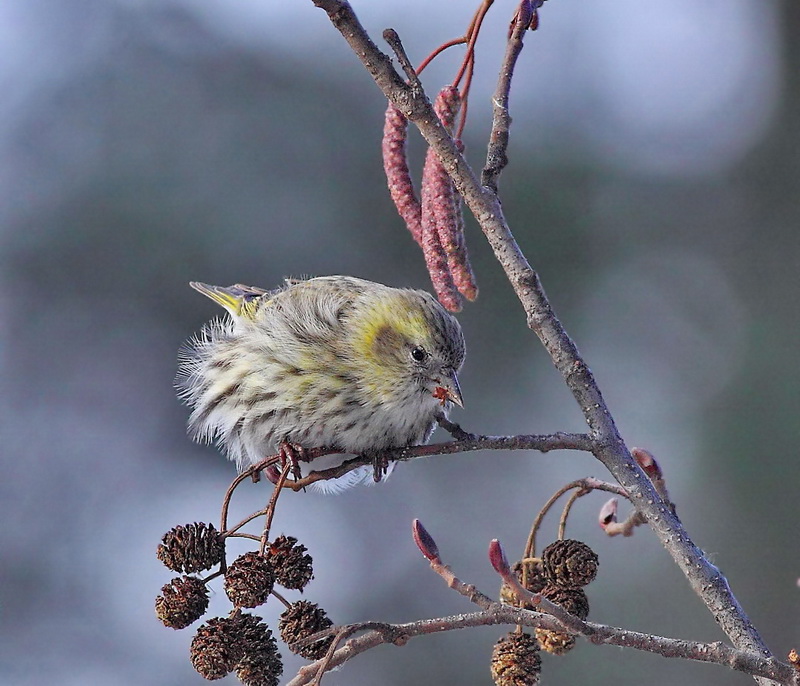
[
  {"xmin": 270, "ymin": 587, "xmax": 293, "ymax": 610},
  {"xmin": 453, "ymin": 0, "xmax": 494, "ymax": 88},
  {"xmin": 482, "ymin": 0, "xmax": 532, "ymax": 191},
  {"xmin": 524, "ymin": 478, "xmax": 629, "ymax": 560},
  {"xmin": 415, "ymin": 37, "xmax": 467, "ymax": 76},
  {"xmin": 220, "ymin": 469, "xmax": 258, "ymax": 534},
  {"xmin": 382, "ymin": 29, "xmax": 422, "ymax": 94},
  {"xmin": 308, "ymin": 622, "xmax": 408, "ymax": 686},
  {"xmin": 558, "ymin": 486, "xmax": 589, "ymax": 540},
  {"xmin": 225, "ymin": 532, "xmax": 261, "ymax": 542},
  {"xmin": 259, "ymin": 462, "xmax": 291, "ymax": 554},
  {"xmin": 224, "ymin": 509, "xmax": 267, "ymax": 539}
]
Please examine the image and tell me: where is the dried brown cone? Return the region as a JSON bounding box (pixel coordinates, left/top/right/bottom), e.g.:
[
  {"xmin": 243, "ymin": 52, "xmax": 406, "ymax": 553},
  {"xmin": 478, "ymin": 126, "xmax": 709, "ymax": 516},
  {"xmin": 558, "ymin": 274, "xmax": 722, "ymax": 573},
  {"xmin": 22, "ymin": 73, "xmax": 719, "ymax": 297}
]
[
  {"xmin": 233, "ymin": 612, "xmax": 283, "ymax": 686},
  {"xmin": 190, "ymin": 615, "xmax": 245, "ymax": 680},
  {"xmin": 155, "ymin": 575, "xmax": 209, "ymax": 629},
  {"xmin": 157, "ymin": 522, "xmax": 225, "ymax": 574},
  {"xmin": 541, "ymin": 539, "xmax": 599, "ymax": 587},
  {"xmin": 267, "ymin": 535, "xmax": 314, "ymax": 591},
  {"xmin": 383, "ymin": 103, "xmax": 422, "ymax": 246},
  {"xmin": 279, "ymin": 600, "xmax": 335, "ymax": 661},
  {"xmin": 499, "ymin": 559, "xmax": 547, "ymax": 607},
  {"xmin": 541, "ymin": 584, "xmax": 590, "ymax": 620},
  {"xmin": 224, "ymin": 552, "xmax": 275, "ymax": 608},
  {"xmin": 490, "ymin": 631, "xmax": 542, "ymax": 686},
  {"xmin": 535, "ymin": 627, "xmax": 576, "ymax": 656}
]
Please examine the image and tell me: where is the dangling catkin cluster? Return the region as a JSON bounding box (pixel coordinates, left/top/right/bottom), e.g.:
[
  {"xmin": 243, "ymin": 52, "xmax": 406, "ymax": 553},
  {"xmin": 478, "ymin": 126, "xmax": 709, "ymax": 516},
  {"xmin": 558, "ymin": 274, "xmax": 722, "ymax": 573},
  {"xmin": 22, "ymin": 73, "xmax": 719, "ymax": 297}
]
[{"xmin": 382, "ymin": 86, "xmax": 478, "ymax": 313}]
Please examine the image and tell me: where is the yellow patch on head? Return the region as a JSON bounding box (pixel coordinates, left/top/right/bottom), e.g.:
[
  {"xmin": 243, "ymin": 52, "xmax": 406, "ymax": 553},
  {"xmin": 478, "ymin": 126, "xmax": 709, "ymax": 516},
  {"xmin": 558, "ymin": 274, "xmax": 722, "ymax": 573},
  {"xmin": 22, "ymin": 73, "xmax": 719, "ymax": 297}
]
[
  {"xmin": 355, "ymin": 296, "xmax": 430, "ymax": 359},
  {"xmin": 348, "ymin": 294, "xmax": 432, "ymax": 402}
]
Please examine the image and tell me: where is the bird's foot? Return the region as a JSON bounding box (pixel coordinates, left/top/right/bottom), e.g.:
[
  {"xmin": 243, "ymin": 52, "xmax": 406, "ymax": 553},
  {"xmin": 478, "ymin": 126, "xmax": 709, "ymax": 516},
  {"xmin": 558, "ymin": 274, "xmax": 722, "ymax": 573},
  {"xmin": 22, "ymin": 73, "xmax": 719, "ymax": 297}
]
[
  {"xmin": 368, "ymin": 451, "xmax": 390, "ymax": 484},
  {"xmin": 263, "ymin": 442, "xmax": 307, "ymax": 484}
]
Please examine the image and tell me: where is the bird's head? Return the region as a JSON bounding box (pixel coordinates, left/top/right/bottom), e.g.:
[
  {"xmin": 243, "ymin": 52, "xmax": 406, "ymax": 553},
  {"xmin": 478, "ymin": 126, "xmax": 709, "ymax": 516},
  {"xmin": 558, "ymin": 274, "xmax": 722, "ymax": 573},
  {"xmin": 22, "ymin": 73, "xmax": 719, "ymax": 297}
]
[{"xmin": 350, "ymin": 289, "xmax": 465, "ymax": 409}]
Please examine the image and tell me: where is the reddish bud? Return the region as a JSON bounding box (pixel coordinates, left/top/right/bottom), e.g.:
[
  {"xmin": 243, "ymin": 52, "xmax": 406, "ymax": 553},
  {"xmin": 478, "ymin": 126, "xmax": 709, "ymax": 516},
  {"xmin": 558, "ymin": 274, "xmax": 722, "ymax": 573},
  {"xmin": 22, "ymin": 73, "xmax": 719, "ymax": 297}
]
[
  {"xmin": 488, "ymin": 539, "xmax": 511, "ymax": 576},
  {"xmin": 412, "ymin": 519, "xmax": 440, "ymax": 561},
  {"xmin": 632, "ymin": 447, "xmax": 662, "ymax": 480},
  {"xmin": 433, "ymin": 85, "xmax": 460, "ymax": 131},
  {"xmin": 598, "ymin": 498, "xmax": 618, "ymax": 529}
]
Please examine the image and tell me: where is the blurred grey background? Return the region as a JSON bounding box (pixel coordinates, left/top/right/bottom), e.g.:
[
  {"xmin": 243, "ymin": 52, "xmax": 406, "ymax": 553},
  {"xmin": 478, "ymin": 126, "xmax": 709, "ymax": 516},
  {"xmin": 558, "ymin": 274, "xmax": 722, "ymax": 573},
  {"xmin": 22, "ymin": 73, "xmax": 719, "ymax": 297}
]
[{"xmin": 1, "ymin": 0, "xmax": 798, "ymax": 684}]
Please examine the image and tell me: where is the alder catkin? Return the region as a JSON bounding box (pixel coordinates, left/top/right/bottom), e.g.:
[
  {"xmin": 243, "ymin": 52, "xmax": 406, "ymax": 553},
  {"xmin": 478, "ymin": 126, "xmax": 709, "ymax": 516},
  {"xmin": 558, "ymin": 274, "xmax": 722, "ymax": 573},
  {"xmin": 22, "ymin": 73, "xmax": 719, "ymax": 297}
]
[
  {"xmin": 382, "ymin": 103, "xmax": 422, "ymax": 245},
  {"xmin": 421, "ymin": 148, "xmax": 461, "ymax": 312},
  {"xmin": 427, "ymin": 86, "xmax": 478, "ymax": 306}
]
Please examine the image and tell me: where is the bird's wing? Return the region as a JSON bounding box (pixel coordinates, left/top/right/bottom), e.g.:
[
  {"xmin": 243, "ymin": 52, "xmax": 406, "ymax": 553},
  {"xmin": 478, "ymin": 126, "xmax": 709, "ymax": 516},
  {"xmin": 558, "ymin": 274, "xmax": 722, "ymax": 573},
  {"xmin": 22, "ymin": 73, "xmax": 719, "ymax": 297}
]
[{"xmin": 189, "ymin": 282, "xmax": 273, "ymax": 319}]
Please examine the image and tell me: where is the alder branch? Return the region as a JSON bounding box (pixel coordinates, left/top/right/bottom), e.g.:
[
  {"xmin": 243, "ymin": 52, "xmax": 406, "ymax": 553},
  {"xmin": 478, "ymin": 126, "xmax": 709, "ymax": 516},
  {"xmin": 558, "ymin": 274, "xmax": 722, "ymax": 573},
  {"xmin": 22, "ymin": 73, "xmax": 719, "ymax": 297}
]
[
  {"xmin": 309, "ymin": 2, "xmax": 774, "ymax": 678},
  {"xmin": 285, "ymin": 591, "xmax": 794, "ymax": 685},
  {"xmin": 283, "ymin": 431, "xmax": 594, "ymax": 491}
]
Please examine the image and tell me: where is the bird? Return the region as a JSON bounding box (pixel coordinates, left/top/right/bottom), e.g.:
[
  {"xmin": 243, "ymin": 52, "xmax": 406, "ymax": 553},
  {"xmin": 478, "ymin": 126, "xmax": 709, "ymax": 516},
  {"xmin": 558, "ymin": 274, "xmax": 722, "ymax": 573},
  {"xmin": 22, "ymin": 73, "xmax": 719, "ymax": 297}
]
[{"xmin": 176, "ymin": 276, "xmax": 465, "ymax": 490}]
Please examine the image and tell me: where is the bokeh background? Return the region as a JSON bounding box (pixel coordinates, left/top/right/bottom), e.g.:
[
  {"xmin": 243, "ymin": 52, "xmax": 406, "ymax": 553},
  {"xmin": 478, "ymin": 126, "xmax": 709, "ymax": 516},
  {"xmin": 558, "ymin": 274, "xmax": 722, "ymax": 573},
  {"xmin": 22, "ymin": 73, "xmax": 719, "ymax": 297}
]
[{"xmin": 1, "ymin": 0, "xmax": 798, "ymax": 684}]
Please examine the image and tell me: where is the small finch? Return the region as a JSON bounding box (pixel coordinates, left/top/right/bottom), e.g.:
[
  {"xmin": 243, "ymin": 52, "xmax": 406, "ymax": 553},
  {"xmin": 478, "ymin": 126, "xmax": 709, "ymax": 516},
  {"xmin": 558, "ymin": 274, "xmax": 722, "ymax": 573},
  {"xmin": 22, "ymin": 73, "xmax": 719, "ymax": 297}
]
[{"xmin": 177, "ymin": 276, "xmax": 465, "ymax": 489}]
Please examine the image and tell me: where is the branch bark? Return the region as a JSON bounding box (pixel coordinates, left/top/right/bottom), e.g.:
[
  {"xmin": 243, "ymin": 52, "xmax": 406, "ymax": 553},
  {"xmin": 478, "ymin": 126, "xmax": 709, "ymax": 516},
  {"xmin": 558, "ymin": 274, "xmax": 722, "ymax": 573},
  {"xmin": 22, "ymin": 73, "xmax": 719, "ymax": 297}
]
[
  {"xmin": 310, "ymin": 0, "xmax": 776, "ymax": 682},
  {"xmin": 285, "ymin": 607, "xmax": 794, "ymax": 686},
  {"xmin": 284, "ymin": 431, "xmax": 593, "ymax": 490}
]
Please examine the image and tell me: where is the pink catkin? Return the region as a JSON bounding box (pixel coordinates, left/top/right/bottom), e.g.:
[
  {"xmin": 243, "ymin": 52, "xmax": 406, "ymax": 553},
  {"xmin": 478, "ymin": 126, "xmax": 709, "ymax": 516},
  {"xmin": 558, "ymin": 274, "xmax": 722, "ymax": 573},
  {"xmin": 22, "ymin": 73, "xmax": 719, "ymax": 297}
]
[
  {"xmin": 427, "ymin": 87, "xmax": 478, "ymax": 304},
  {"xmin": 419, "ymin": 86, "xmax": 465, "ymax": 312},
  {"xmin": 382, "ymin": 103, "xmax": 422, "ymax": 245},
  {"xmin": 449, "ymin": 184, "xmax": 478, "ymax": 301},
  {"xmin": 421, "ymin": 149, "xmax": 461, "ymax": 312}
]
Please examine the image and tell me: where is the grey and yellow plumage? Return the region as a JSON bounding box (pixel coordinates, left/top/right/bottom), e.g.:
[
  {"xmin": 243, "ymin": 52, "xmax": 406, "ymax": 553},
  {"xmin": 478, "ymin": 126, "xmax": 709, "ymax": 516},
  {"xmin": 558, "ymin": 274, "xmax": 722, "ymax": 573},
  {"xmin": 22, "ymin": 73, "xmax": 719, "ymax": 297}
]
[{"xmin": 177, "ymin": 276, "xmax": 465, "ymax": 489}]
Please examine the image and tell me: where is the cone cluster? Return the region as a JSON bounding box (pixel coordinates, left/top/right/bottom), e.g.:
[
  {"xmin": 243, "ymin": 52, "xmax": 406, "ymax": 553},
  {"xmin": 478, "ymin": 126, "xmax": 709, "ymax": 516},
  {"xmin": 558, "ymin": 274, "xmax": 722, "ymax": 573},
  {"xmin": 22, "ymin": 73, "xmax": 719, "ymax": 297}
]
[
  {"xmin": 496, "ymin": 538, "xmax": 599, "ymax": 676},
  {"xmin": 535, "ymin": 539, "xmax": 598, "ymax": 656},
  {"xmin": 155, "ymin": 523, "xmax": 332, "ymax": 684}
]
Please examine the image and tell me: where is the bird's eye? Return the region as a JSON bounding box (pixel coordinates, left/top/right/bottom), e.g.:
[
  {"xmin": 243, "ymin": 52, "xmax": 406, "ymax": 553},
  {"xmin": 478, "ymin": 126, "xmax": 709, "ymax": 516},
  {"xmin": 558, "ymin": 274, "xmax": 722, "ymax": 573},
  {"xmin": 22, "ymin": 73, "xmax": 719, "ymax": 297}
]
[{"xmin": 410, "ymin": 347, "xmax": 427, "ymax": 362}]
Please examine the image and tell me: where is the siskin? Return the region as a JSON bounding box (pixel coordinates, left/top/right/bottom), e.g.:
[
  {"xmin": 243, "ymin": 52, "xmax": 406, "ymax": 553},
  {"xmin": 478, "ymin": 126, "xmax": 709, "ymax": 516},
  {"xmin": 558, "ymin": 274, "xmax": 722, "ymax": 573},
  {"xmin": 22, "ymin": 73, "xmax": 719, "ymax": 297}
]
[{"xmin": 177, "ymin": 276, "xmax": 465, "ymax": 489}]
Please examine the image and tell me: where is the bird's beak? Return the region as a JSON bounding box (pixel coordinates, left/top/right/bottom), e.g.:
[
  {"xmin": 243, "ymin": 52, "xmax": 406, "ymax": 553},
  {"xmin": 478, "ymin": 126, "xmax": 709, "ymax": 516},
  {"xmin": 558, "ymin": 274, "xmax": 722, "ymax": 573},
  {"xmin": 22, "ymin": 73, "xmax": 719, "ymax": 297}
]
[{"xmin": 434, "ymin": 370, "xmax": 464, "ymax": 408}]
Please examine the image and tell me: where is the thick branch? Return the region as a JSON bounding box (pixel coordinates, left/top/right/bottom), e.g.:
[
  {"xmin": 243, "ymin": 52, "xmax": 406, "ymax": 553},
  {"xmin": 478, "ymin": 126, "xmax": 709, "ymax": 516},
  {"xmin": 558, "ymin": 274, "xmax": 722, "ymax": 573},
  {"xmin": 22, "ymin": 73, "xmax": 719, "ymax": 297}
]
[{"xmin": 310, "ymin": 2, "xmax": 773, "ymax": 677}]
